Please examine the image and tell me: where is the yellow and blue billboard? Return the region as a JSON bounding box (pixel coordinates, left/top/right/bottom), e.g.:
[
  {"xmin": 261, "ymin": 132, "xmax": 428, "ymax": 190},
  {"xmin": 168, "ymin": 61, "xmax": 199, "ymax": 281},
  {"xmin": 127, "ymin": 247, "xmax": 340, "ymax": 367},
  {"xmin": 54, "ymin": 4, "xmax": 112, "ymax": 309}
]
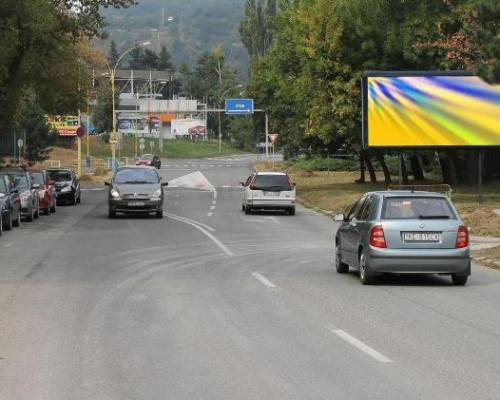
[{"xmin": 362, "ymin": 72, "xmax": 500, "ymax": 148}]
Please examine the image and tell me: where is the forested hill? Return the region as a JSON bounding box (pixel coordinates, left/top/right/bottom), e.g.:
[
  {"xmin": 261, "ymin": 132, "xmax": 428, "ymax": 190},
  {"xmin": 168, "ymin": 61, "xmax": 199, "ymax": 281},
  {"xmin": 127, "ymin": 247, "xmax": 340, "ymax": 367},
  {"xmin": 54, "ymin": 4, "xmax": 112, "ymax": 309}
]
[{"xmin": 101, "ymin": 0, "xmax": 248, "ymax": 76}]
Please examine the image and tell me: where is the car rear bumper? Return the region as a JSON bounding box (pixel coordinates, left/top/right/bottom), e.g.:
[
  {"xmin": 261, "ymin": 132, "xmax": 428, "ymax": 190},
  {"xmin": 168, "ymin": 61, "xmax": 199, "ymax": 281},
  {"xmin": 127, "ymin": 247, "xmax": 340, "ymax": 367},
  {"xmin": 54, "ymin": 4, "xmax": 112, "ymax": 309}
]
[
  {"xmin": 55, "ymin": 192, "xmax": 75, "ymax": 202},
  {"xmin": 248, "ymin": 199, "xmax": 295, "ymax": 209},
  {"xmin": 367, "ymin": 247, "xmax": 471, "ymax": 275},
  {"xmin": 110, "ymin": 199, "xmax": 162, "ymax": 214}
]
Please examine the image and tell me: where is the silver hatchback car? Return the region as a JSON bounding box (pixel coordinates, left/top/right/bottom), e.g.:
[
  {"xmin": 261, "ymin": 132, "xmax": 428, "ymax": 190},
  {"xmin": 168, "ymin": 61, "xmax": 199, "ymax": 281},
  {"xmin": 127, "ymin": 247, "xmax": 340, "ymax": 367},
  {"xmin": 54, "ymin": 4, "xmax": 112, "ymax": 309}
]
[{"xmin": 334, "ymin": 191, "xmax": 471, "ymax": 285}]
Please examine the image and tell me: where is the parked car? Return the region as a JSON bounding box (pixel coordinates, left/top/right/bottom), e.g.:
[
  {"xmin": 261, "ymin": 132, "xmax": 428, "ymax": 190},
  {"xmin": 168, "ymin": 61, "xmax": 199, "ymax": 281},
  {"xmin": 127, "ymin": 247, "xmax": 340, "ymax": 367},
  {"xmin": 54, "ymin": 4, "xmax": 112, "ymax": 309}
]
[
  {"xmin": 3, "ymin": 169, "xmax": 39, "ymax": 222},
  {"xmin": 46, "ymin": 168, "xmax": 81, "ymax": 205},
  {"xmin": 334, "ymin": 191, "xmax": 471, "ymax": 286},
  {"xmin": 240, "ymin": 171, "xmax": 296, "ymax": 215},
  {"xmin": 30, "ymin": 169, "xmax": 56, "ymax": 214},
  {"xmin": 136, "ymin": 154, "xmax": 161, "ymax": 169},
  {"xmin": 0, "ymin": 173, "xmax": 21, "ymax": 230},
  {"xmin": 105, "ymin": 166, "xmax": 168, "ymax": 218}
]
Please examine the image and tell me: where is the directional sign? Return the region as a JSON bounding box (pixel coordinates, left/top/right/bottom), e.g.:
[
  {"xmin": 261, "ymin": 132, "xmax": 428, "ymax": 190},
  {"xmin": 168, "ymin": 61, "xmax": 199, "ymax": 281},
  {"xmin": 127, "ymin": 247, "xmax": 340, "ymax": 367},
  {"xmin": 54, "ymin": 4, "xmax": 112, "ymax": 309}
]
[
  {"xmin": 269, "ymin": 134, "xmax": 279, "ymax": 144},
  {"xmin": 225, "ymin": 99, "xmax": 254, "ymax": 115},
  {"xmin": 76, "ymin": 126, "xmax": 85, "ymax": 138}
]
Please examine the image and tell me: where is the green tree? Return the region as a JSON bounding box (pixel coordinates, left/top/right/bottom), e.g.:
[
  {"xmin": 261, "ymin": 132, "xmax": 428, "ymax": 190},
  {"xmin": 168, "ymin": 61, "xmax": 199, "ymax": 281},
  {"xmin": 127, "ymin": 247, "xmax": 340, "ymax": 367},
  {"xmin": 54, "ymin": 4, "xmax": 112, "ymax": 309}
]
[
  {"xmin": 143, "ymin": 49, "xmax": 159, "ymax": 69},
  {"xmin": 128, "ymin": 46, "xmax": 145, "ymax": 69},
  {"xmin": 158, "ymin": 46, "xmax": 174, "ymax": 71},
  {"xmin": 109, "ymin": 41, "xmax": 120, "ymax": 65}
]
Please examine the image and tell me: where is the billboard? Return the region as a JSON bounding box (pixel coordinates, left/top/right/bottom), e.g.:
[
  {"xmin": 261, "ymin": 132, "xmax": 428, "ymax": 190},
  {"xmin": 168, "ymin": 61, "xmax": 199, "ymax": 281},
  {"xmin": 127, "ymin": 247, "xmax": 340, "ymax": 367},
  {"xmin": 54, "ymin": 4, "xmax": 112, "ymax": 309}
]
[
  {"xmin": 362, "ymin": 72, "xmax": 500, "ymax": 148},
  {"xmin": 48, "ymin": 115, "xmax": 79, "ymax": 136},
  {"xmin": 171, "ymin": 119, "xmax": 206, "ymax": 137}
]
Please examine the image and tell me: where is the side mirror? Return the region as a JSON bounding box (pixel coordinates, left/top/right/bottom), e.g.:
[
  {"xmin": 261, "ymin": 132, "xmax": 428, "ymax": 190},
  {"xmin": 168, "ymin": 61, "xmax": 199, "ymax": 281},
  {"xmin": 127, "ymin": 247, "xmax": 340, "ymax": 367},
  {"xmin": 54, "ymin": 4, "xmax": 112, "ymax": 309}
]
[
  {"xmin": 239, "ymin": 182, "xmax": 245, "ymax": 187},
  {"xmin": 104, "ymin": 182, "xmax": 110, "ymax": 186},
  {"xmin": 161, "ymin": 182, "xmax": 169, "ymax": 187},
  {"xmin": 334, "ymin": 213, "xmax": 345, "ymax": 222},
  {"xmin": 32, "ymin": 183, "xmax": 41, "ymax": 189}
]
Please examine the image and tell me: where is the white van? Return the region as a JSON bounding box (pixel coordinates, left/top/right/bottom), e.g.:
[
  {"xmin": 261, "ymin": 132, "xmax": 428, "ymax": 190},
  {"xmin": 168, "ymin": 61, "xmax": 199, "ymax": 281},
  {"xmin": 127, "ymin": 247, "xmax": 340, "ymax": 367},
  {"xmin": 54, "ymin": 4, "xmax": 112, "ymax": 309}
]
[{"xmin": 240, "ymin": 172, "xmax": 296, "ymax": 215}]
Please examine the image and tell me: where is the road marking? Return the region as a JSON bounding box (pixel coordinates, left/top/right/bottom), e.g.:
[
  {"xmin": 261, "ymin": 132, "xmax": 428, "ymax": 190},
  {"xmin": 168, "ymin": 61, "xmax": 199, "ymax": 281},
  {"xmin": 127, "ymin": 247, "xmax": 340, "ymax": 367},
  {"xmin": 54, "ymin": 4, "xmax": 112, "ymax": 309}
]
[
  {"xmin": 166, "ymin": 213, "xmax": 233, "ymax": 257},
  {"xmin": 207, "ymin": 212, "xmax": 213, "ymax": 217},
  {"xmin": 210, "ymin": 205, "xmax": 216, "ymax": 210},
  {"xmin": 252, "ymin": 272, "xmax": 276, "ymax": 288},
  {"xmin": 4, "ymin": 243, "xmax": 13, "ymax": 247},
  {"xmin": 163, "ymin": 212, "xmax": 215, "ymax": 232},
  {"xmin": 329, "ymin": 328, "xmax": 392, "ymax": 363},
  {"xmin": 212, "ymin": 200, "xmax": 217, "ymax": 205}
]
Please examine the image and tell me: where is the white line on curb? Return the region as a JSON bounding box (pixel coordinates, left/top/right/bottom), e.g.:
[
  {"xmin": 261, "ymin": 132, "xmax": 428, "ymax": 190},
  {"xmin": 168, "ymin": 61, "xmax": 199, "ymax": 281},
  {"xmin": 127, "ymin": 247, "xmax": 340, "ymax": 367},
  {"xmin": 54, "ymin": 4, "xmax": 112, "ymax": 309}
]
[
  {"xmin": 329, "ymin": 328, "xmax": 392, "ymax": 363},
  {"xmin": 207, "ymin": 212, "xmax": 213, "ymax": 217},
  {"xmin": 210, "ymin": 205, "xmax": 216, "ymax": 210},
  {"xmin": 251, "ymin": 272, "xmax": 276, "ymax": 288}
]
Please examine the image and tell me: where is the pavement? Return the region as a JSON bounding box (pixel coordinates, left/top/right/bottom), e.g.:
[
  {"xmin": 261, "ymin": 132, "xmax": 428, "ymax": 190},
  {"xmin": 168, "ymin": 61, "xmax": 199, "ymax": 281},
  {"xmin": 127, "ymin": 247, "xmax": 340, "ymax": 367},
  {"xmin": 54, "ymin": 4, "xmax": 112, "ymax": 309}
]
[{"xmin": 2, "ymin": 157, "xmax": 500, "ymax": 400}]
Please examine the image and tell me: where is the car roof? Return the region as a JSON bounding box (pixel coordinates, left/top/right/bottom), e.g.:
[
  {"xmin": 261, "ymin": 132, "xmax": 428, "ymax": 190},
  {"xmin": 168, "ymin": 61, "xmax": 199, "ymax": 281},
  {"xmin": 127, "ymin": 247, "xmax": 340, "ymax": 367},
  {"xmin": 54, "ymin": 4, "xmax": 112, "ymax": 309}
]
[
  {"xmin": 46, "ymin": 168, "xmax": 73, "ymax": 172},
  {"xmin": 117, "ymin": 165, "xmax": 157, "ymax": 170},
  {"xmin": 368, "ymin": 190, "xmax": 449, "ymax": 198},
  {"xmin": 254, "ymin": 171, "xmax": 288, "ymax": 176}
]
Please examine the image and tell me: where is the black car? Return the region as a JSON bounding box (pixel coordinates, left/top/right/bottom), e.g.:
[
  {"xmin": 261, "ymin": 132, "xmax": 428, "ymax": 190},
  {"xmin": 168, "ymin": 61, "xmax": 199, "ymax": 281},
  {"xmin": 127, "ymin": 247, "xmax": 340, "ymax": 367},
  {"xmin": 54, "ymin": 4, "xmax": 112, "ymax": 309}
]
[
  {"xmin": 105, "ymin": 166, "xmax": 168, "ymax": 218},
  {"xmin": 46, "ymin": 168, "xmax": 81, "ymax": 205},
  {"xmin": 0, "ymin": 173, "xmax": 21, "ymax": 231}
]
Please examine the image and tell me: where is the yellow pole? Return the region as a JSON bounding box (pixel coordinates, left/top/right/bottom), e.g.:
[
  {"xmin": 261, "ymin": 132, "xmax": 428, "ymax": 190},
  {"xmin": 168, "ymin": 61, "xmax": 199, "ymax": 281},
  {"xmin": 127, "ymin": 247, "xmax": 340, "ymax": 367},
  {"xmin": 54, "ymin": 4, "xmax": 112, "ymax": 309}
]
[{"xmin": 77, "ymin": 137, "xmax": 82, "ymax": 177}]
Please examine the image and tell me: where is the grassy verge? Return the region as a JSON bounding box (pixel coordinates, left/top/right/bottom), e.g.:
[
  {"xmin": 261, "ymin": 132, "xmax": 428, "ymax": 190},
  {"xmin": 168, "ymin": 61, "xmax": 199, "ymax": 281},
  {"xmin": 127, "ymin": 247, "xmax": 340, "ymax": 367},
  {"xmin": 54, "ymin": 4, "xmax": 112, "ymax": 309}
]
[
  {"xmin": 255, "ymin": 162, "xmax": 500, "ymax": 239},
  {"xmin": 472, "ymin": 246, "xmax": 500, "ymax": 269},
  {"xmin": 74, "ymin": 136, "xmax": 246, "ymax": 159}
]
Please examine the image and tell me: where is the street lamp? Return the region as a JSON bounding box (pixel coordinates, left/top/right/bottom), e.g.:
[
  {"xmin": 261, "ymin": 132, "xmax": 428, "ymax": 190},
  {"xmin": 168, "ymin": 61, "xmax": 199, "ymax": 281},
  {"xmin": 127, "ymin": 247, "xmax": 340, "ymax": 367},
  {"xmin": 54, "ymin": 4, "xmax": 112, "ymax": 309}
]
[
  {"xmin": 218, "ymin": 84, "xmax": 243, "ymax": 153},
  {"xmin": 108, "ymin": 41, "xmax": 151, "ymax": 171}
]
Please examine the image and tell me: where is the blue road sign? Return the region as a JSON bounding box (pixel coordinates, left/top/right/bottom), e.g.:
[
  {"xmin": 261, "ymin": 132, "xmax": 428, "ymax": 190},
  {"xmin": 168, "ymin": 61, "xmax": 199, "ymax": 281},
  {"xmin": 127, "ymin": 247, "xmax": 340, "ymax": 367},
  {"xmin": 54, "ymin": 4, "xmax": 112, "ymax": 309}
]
[{"xmin": 225, "ymin": 99, "xmax": 254, "ymax": 115}]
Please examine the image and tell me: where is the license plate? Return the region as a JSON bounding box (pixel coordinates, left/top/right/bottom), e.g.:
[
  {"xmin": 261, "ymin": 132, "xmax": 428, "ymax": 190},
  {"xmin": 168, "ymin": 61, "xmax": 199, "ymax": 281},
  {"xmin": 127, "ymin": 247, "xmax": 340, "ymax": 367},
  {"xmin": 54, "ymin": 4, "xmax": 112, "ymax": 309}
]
[
  {"xmin": 128, "ymin": 201, "xmax": 145, "ymax": 207},
  {"xmin": 263, "ymin": 191, "xmax": 280, "ymax": 196},
  {"xmin": 403, "ymin": 232, "xmax": 441, "ymax": 242}
]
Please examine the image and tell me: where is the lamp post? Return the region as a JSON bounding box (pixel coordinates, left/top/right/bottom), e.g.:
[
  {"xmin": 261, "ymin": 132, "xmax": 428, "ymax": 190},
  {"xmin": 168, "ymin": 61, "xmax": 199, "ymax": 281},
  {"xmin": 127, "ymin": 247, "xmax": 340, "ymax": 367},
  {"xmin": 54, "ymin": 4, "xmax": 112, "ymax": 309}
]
[
  {"xmin": 218, "ymin": 84, "xmax": 243, "ymax": 153},
  {"xmin": 108, "ymin": 41, "xmax": 151, "ymax": 172}
]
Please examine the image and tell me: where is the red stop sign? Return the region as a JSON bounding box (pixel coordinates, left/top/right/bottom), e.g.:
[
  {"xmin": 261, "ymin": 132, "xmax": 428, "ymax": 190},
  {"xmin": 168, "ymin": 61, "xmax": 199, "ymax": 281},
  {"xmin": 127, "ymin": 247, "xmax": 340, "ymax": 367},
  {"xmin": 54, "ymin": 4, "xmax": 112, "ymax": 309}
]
[{"xmin": 76, "ymin": 126, "xmax": 85, "ymax": 138}]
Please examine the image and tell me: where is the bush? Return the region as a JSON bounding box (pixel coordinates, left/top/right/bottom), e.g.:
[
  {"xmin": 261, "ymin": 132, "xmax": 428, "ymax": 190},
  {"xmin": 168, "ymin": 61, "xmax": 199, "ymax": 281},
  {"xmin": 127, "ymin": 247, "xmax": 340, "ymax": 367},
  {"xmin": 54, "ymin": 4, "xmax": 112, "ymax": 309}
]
[{"xmin": 289, "ymin": 156, "xmax": 359, "ymax": 172}]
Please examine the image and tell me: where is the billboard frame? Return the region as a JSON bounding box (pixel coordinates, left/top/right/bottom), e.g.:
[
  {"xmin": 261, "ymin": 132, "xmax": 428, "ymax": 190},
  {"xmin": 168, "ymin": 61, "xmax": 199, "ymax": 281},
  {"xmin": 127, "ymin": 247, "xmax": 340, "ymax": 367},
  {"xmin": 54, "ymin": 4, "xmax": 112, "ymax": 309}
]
[{"xmin": 361, "ymin": 70, "xmax": 500, "ymax": 150}]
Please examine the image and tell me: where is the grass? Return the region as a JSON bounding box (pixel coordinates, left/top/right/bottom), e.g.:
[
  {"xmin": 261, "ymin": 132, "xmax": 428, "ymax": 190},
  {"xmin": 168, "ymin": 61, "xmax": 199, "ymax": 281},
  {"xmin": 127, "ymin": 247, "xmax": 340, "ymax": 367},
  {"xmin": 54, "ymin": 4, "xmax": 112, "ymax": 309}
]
[
  {"xmin": 255, "ymin": 162, "xmax": 500, "ymax": 238},
  {"xmin": 76, "ymin": 136, "xmax": 246, "ymax": 159},
  {"xmin": 472, "ymin": 246, "xmax": 500, "ymax": 269}
]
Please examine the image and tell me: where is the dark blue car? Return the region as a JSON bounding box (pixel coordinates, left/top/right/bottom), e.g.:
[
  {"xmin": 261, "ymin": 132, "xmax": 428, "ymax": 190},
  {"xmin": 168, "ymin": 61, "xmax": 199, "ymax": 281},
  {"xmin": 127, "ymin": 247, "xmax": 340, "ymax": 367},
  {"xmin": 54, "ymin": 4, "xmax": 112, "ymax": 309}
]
[{"xmin": 0, "ymin": 173, "xmax": 22, "ymax": 231}]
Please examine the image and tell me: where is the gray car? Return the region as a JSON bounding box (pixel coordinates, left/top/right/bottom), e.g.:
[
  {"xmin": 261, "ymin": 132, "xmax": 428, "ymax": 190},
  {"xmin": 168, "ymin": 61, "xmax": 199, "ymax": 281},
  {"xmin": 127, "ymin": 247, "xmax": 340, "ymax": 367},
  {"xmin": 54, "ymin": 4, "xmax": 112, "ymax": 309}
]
[
  {"xmin": 105, "ymin": 166, "xmax": 168, "ymax": 218},
  {"xmin": 334, "ymin": 191, "xmax": 471, "ymax": 286},
  {"xmin": 5, "ymin": 169, "xmax": 40, "ymax": 222}
]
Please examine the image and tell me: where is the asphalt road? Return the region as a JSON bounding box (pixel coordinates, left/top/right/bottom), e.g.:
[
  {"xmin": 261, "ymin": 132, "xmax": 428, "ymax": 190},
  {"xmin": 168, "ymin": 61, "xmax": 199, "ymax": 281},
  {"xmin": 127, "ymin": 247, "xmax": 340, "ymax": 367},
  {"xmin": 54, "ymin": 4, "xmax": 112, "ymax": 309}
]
[{"xmin": 2, "ymin": 156, "xmax": 500, "ymax": 400}]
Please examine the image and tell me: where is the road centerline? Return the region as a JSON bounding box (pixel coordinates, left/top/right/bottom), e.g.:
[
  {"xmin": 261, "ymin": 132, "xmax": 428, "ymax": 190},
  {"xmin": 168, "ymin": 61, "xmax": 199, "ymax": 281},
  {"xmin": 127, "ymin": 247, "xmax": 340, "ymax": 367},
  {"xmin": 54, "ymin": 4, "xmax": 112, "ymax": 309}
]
[{"xmin": 329, "ymin": 328, "xmax": 392, "ymax": 363}]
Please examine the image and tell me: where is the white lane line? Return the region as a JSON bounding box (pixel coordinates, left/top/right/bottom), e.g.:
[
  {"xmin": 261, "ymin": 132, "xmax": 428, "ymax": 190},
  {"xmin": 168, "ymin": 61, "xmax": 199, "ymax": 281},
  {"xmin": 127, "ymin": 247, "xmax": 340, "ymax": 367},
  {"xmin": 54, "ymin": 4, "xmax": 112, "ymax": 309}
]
[
  {"xmin": 252, "ymin": 272, "xmax": 276, "ymax": 288},
  {"xmin": 329, "ymin": 328, "xmax": 392, "ymax": 363},
  {"xmin": 163, "ymin": 212, "xmax": 215, "ymax": 232},
  {"xmin": 210, "ymin": 205, "xmax": 216, "ymax": 210},
  {"xmin": 212, "ymin": 200, "xmax": 217, "ymax": 205},
  {"xmin": 4, "ymin": 243, "xmax": 13, "ymax": 247},
  {"xmin": 212, "ymin": 190, "xmax": 217, "ymax": 200},
  {"xmin": 166, "ymin": 213, "xmax": 233, "ymax": 257},
  {"xmin": 207, "ymin": 212, "xmax": 213, "ymax": 217}
]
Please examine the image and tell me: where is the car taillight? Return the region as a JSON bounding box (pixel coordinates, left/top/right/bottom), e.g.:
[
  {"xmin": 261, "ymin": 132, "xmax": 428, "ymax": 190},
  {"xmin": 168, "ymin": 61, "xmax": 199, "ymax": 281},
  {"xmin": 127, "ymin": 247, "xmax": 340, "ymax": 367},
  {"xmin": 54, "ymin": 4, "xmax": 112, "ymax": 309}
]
[
  {"xmin": 369, "ymin": 225, "xmax": 387, "ymax": 248},
  {"xmin": 456, "ymin": 226, "xmax": 469, "ymax": 248}
]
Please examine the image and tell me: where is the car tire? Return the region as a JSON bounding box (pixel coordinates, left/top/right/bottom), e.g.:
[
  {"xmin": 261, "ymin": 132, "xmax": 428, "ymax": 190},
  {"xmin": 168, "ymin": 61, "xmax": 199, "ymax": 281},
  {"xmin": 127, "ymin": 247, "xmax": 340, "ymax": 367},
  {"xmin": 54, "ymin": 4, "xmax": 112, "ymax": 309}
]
[
  {"xmin": 156, "ymin": 210, "xmax": 163, "ymax": 219},
  {"xmin": 335, "ymin": 243, "xmax": 349, "ymax": 274},
  {"xmin": 12, "ymin": 211, "xmax": 21, "ymax": 227},
  {"xmin": 359, "ymin": 251, "xmax": 374, "ymax": 285},
  {"xmin": 108, "ymin": 209, "xmax": 116, "ymax": 219},
  {"xmin": 50, "ymin": 201, "xmax": 56, "ymax": 213},
  {"xmin": 26, "ymin": 208, "xmax": 34, "ymax": 222},
  {"xmin": 77, "ymin": 194, "xmax": 81, "ymax": 204},
  {"xmin": 451, "ymin": 275, "xmax": 468, "ymax": 286},
  {"xmin": 288, "ymin": 207, "xmax": 295, "ymax": 216},
  {"xmin": 242, "ymin": 204, "xmax": 246, "ymax": 212},
  {"xmin": 34, "ymin": 205, "xmax": 40, "ymax": 219},
  {"xmin": 0, "ymin": 215, "xmax": 3, "ymax": 236},
  {"xmin": 4, "ymin": 212, "xmax": 12, "ymax": 231},
  {"xmin": 244, "ymin": 205, "xmax": 251, "ymax": 215}
]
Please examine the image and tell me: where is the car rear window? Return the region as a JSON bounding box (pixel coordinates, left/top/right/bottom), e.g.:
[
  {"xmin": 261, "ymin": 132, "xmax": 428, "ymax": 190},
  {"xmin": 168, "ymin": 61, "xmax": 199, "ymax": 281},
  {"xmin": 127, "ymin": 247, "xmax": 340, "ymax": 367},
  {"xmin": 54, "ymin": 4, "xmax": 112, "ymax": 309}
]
[
  {"xmin": 31, "ymin": 172, "xmax": 45, "ymax": 185},
  {"xmin": 114, "ymin": 168, "xmax": 159, "ymax": 184},
  {"xmin": 383, "ymin": 197, "xmax": 456, "ymax": 220},
  {"xmin": 12, "ymin": 174, "xmax": 29, "ymax": 190},
  {"xmin": 141, "ymin": 155, "xmax": 153, "ymax": 160},
  {"xmin": 48, "ymin": 170, "xmax": 72, "ymax": 181},
  {"xmin": 253, "ymin": 175, "xmax": 291, "ymax": 191}
]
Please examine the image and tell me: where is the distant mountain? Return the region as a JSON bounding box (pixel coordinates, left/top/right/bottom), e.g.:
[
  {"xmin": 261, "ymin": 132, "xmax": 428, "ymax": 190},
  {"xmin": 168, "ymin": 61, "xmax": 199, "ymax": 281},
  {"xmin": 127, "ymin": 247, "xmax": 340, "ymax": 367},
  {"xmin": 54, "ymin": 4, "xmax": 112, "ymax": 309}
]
[{"xmin": 101, "ymin": 0, "xmax": 249, "ymax": 77}]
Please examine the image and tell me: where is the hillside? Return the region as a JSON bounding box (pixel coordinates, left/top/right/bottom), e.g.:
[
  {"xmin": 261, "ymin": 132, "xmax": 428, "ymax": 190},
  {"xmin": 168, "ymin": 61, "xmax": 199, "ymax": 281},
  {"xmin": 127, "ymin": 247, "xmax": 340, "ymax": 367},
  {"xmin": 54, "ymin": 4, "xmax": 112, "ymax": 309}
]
[{"xmin": 101, "ymin": 0, "xmax": 249, "ymax": 77}]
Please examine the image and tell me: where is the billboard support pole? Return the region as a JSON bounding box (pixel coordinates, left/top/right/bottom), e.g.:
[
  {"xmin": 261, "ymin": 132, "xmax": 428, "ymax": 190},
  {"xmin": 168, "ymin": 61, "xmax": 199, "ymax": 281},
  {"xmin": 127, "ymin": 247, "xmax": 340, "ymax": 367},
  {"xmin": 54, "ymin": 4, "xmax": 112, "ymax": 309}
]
[
  {"xmin": 478, "ymin": 151, "xmax": 484, "ymax": 204},
  {"xmin": 398, "ymin": 152, "xmax": 403, "ymax": 185}
]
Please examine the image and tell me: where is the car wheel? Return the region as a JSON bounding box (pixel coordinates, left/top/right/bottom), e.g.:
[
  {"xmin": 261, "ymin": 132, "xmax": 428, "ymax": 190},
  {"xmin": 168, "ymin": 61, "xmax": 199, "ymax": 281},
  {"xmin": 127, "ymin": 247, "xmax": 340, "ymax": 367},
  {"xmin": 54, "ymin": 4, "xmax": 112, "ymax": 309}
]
[
  {"xmin": 4, "ymin": 212, "xmax": 12, "ymax": 231},
  {"xmin": 359, "ymin": 251, "xmax": 374, "ymax": 285},
  {"xmin": 0, "ymin": 215, "xmax": 3, "ymax": 236},
  {"xmin": 156, "ymin": 210, "xmax": 163, "ymax": 219},
  {"xmin": 26, "ymin": 207, "xmax": 34, "ymax": 222},
  {"xmin": 50, "ymin": 200, "xmax": 56, "ymax": 213},
  {"xmin": 451, "ymin": 275, "xmax": 468, "ymax": 286},
  {"xmin": 76, "ymin": 194, "xmax": 81, "ymax": 204},
  {"xmin": 13, "ymin": 211, "xmax": 21, "ymax": 227},
  {"xmin": 244, "ymin": 205, "xmax": 251, "ymax": 215},
  {"xmin": 34, "ymin": 204, "xmax": 40, "ymax": 219},
  {"xmin": 335, "ymin": 243, "xmax": 349, "ymax": 274},
  {"xmin": 242, "ymin": 204, "xmax": 245, "ymax": 212},
  {"xmin": 108, "ymin": 209, "xmax": 116, "ymax": 219},
  {"xmin": 288, "ymin": 207, "xmax": 295, "ymax": 216}
]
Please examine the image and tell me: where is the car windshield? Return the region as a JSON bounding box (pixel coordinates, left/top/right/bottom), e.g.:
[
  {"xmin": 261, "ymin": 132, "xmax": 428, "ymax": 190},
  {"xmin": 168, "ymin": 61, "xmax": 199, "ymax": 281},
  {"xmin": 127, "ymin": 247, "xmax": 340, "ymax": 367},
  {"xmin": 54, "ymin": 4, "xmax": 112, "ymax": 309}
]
[
  {"xmin": 383, "ymin": 197, "xmax": 456, "ymax": 220},
  {"xmin": 31, "ymin": 172, "xmax": 45, "ymax": 185},
  {"xmin": 13, "ymin": 175, "xmax": 29, "ymax": 190},
  {"xmin": 114, "ymin": 168, "xmax": 159, "ymax": 184},
  {"xmin": 48, "ymin": 170, "xmax": 72, "ymax": 181},
  {"xmin": 141, "ymin": 155, "xmax": 153, "ymax": 161},
  {"xmin": 253, "ymin": 175, "xmax": 291, "ymax": 191}
]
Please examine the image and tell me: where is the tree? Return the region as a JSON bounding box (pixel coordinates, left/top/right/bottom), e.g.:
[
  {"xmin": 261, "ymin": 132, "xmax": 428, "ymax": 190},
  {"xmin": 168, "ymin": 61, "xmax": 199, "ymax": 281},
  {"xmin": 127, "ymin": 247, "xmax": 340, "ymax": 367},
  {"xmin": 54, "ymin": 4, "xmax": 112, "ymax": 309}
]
[
  {"xmin": 240, "ymin": 0, "xmax": 277, "ymax": 60},
  {"xmin": 109, "ymin": 41, "xmax": 120, "ymax": 65},
  {"xmin": 128, "ymin": 46, "xmax": 145, "ymax": 69},
  {"xmin": 158, "ymin": 46, "xmax": 174, "ymax": 71},
  {"xmin": 143, "ymin": 49, "xmax": 159, "ymax": 70}
]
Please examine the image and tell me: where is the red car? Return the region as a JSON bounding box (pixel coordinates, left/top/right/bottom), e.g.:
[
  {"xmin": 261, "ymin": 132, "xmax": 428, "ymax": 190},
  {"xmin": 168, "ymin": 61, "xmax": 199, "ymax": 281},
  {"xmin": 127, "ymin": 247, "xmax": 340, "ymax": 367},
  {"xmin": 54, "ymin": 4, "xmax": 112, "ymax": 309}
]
[
  {"xmin": 29, "ymin": 170, "xmax": 56, "ymax": 214},
  {"xmin": 135, "ymin": 154, "xmax": 161, "ymax": 169}
]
